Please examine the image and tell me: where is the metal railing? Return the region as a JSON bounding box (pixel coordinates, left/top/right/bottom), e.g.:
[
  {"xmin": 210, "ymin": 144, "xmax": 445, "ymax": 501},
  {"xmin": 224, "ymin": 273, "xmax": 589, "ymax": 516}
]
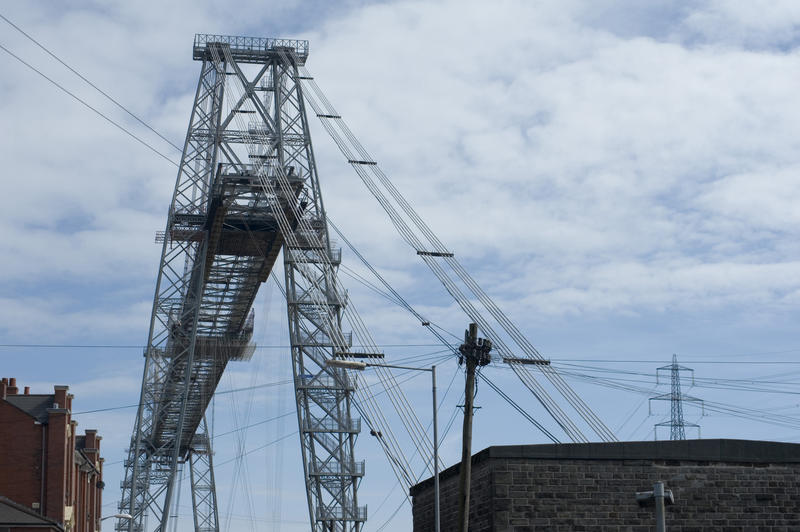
[
  {"xmin": 193, "ymin": 34, "xmax": 309, "ymax": 64},
  {"xmin": 315, "ymin": 504, "xmax": 367, "ymax": 522},
  {"xmin": 303, "ymin": 416, "xmax": 361, "ymax": 433},
  {"xmin": 297, "ymin": 374, "xmax": 354, "ymax": 391},
  {"xmin": 296, "ymin": 330, "xmax": 352, "ymax": 347},
  {"xmin": 285, "ymin": 247, "xmax": 342, "ymax": 264},
  {"xmin": 309, "ymin": 459, "xmax": 365, "ymax": 477}
]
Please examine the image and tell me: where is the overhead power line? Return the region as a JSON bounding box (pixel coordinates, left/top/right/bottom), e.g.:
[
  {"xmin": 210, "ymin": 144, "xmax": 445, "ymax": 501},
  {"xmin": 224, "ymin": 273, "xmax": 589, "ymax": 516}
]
[
  {"xmin": 70, "ymin": 379, "xmax": 294, "ymax": 415},
  {"xmin": 0, "ymin": 342, "xmax": 447, "ymax": 349},
  {"xmin": 0, "ymin": 41, "xmax": 178, "ymax": 166},
  {"xmin": 553, "ymin": 359, "xmax": 800, "ymax": 365},
  {"xmin": 557, "ymin": 366, "xmax": 800, "ymax": 431},
  {"xmin": 0, "ymin": 12, "xmax": 183, "ymax": 153},
  {"xmin": 7, "ymin": 20, "xmax": 798, "ymax": 452},
  {"xmin": 214, "ymin": 433, "xmax": 296, "ymax": 468}
]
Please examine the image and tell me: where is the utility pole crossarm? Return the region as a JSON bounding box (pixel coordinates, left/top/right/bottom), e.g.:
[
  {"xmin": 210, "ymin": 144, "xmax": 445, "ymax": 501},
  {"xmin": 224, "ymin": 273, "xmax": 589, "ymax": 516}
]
[{"xmin": 502, "ymin": 357, "xmax": 550, "ymax": 365}]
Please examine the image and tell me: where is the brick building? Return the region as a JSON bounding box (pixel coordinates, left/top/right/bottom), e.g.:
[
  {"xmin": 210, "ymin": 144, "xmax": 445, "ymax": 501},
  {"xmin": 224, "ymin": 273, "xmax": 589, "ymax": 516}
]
[
  {"xmin": 0, "ymin": 378, "xmax": 104, "ymax": 532},
  {"xmin": 410, "ymin": 439, "xmax": 800, "ymax": 531}
]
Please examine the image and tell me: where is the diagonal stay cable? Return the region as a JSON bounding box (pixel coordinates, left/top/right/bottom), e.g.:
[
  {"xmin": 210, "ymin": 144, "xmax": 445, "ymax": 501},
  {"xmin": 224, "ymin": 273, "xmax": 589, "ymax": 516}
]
[
  {"xmin": 293, "ymin": 59, "xmax": 587, "ymax": 437},
  {"xmin": 295, "ymin": 58, "xmax": 616, "ymax": 442},
  {"xmin": 0, "ymin": 12, "xmax": 183, "ymax": 153},
  {"xmin": 217, "ymin": 46, "xmax": 425, "ymax": 488},
  {"xmin": 294, "ymin": 66, "xmax": 587, "ymax": 443},
  {"xmin": 0, "ymin": 41, "xmax": 178, "ymax": 166}
]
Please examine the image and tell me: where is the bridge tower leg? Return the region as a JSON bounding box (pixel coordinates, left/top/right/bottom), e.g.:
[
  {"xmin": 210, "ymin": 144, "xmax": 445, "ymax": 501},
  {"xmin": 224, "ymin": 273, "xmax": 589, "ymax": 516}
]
[
  {"xmin": 268, "ymin": 51, "xmax": 366, "ymax": 532},
  {"xmin": 189, "ymin": 417, "xmax": 220, "ymax": 532},
  {"xmin": 118, "ymin": 50, "xmax": 225, "ymax": 532}
]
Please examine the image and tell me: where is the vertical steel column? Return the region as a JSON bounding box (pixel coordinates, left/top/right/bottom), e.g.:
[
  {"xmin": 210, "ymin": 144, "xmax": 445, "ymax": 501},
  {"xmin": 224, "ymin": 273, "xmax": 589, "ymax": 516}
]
[
  {"xmin": 119, "ymin": 53, "xmax": 226, "ymax": 532},
  {"xmin": 274, "ymin": 54, "xmax": 364, "ymax": 531},
  {"xmin": 189, "ymin": 417, "xmax": 220, "ymax": 532}
]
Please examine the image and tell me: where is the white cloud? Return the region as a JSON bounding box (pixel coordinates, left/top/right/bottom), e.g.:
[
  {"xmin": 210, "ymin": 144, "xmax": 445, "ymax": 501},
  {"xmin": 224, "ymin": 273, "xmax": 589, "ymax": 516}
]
[
  {"xmin": 296, "ymin": 0, "xmax": 800, "ymax": 321},
  {"xmin": 697, "ymin": 166, "xmax": 800, "ymax": 230},
  {"xmin": 681, "ymin": 0, "xmax": 800, "ymax": 48},
  {"xmin": 0, "ymin": 295, "xmax": 152, "ymax": 341},
  {"xmin": 2, "ymin": 1, "xmax": 800, "ymax": 530}
]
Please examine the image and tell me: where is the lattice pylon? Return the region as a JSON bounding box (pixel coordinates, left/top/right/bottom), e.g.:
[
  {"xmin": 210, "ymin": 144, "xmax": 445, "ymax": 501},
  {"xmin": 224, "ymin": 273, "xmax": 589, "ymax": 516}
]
[{"xmin": 650, "ymin": 354, "xmax": 703, "ymax": 440}]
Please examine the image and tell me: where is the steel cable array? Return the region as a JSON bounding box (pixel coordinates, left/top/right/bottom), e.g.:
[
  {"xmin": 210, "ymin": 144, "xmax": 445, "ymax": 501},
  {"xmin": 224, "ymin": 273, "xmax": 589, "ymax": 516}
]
[
  {"xmin": 290, "ymin": 59, "xmax": 585, "ymax": 442},
  {"xmin": 290, "ymin": 53, "xmax": 616, "ymax": 443},
  {"xmin": 212, "ymin": 46, "xmax": 420, "ymax": 493},
  {"xmin": 215, "ymin": 45, "xmax": 439, "ymax": 491},
  {"xmin": 331, "ymin": 214, "xmax": 574, "ymax": 445},
  {"xmin": 551, "ymin": 365, "xmax": 800, "ymax": 433},
  {"xmin": 293, "ymin": 60, "xmax": 592, "ymax": 445}
]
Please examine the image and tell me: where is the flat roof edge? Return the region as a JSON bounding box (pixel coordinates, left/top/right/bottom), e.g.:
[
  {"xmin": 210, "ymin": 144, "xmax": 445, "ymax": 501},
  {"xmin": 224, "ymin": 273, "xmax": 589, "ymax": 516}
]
[
  {"xmin": 486, "ymin": 438, "xmax": 800, "ymax": 463},
  {"xmin": 410, "ymin": 439, "xmax": 800, "ymax": 496}
]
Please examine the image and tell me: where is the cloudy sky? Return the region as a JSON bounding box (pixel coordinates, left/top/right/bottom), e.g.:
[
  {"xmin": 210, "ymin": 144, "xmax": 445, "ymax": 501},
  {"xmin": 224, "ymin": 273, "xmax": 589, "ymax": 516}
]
[{"xmin": 1, "ymin": 0, "xmax": 800, "ymax": 530}]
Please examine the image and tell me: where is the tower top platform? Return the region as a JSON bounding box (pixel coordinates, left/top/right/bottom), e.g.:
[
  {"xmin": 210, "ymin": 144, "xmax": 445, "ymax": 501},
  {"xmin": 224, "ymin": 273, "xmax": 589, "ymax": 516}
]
[{"xmin": 193, "ymin": 34, "xmax": 309, "ymax": 65}]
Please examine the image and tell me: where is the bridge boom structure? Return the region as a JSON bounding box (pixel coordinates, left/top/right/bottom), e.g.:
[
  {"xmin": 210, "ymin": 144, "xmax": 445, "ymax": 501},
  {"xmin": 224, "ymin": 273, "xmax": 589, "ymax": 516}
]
[{"xmin": 118, "ymin": 34, "xmax": 364, "ymax": 532}]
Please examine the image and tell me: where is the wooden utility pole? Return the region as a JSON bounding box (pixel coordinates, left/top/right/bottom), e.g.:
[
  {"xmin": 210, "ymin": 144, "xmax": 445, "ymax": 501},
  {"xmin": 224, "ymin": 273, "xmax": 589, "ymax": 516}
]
[
  {"xmin": 457, "ymin": 323, "xmax": 492, "ymax": 532},
  {"xmin": 457, "ymin": 327, "xmax": 477, "ymax": 532}
]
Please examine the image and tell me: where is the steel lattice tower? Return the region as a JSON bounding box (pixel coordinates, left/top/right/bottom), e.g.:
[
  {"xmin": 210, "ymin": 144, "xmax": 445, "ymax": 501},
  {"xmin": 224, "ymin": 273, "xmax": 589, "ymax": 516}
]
[
  {"xmin": 119, "ymin": 35, "xmax": 364, "ymax": 532},
  {"xmin": 650, "ymin": 354, "xmax": 702, "ymax": 440},
  {"xmin": 667, "ymin": 354, "xmax": 687, "ymax": 440}
]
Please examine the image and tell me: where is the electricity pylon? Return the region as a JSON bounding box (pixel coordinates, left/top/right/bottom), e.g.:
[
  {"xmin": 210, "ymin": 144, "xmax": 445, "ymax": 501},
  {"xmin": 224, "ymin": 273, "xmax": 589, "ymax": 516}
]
[
  {"xmin": 119, "ymin": 34, "xmax": 363, "ymax": 532},
  {"xmin": 649, "ymin": 354, "xmax": 702, "ymax": 440}
]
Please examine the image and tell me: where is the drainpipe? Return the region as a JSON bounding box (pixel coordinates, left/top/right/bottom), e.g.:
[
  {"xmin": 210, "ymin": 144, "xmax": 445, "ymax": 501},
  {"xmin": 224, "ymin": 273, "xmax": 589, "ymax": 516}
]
[{"xmin": 40, "ymin": 421, "xmax": 47, "ymax": 515}]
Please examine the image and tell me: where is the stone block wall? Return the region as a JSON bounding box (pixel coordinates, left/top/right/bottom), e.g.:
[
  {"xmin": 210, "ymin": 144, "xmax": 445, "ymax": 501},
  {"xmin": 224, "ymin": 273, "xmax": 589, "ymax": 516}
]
[
  {"xmin": 413, "ymin": 456, "xmax": 495, "ymax": 531},
  {"xmin": 410, "ymin": 439, "xmax": 800, "ymax": 531}
]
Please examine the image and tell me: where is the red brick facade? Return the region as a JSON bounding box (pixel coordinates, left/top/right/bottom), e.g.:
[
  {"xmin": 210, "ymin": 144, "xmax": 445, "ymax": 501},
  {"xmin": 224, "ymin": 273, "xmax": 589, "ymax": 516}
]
[{"xmin": 0, "ymin": 378, "xmax": 103, "ymax": 532}]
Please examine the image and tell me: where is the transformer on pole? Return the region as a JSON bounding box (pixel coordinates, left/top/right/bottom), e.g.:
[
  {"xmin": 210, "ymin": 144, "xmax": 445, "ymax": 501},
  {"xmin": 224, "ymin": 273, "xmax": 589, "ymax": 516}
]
[{"xmin": 119, "ymin": 34, "xmax": 364, "ymax": 532}]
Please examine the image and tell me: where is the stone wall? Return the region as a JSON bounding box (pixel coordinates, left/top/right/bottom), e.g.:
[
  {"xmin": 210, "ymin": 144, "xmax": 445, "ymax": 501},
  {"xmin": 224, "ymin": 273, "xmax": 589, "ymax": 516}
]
[{"xmin": 410, "ymin": 439, "xmax": 800, "ymax": 531}]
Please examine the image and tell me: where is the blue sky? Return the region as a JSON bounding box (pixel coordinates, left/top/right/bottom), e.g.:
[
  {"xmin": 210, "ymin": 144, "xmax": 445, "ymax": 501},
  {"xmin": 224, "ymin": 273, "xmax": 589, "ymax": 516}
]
[{"xmin": 1, "ymin": 0, "xmax": 800, "ymax": 530}]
